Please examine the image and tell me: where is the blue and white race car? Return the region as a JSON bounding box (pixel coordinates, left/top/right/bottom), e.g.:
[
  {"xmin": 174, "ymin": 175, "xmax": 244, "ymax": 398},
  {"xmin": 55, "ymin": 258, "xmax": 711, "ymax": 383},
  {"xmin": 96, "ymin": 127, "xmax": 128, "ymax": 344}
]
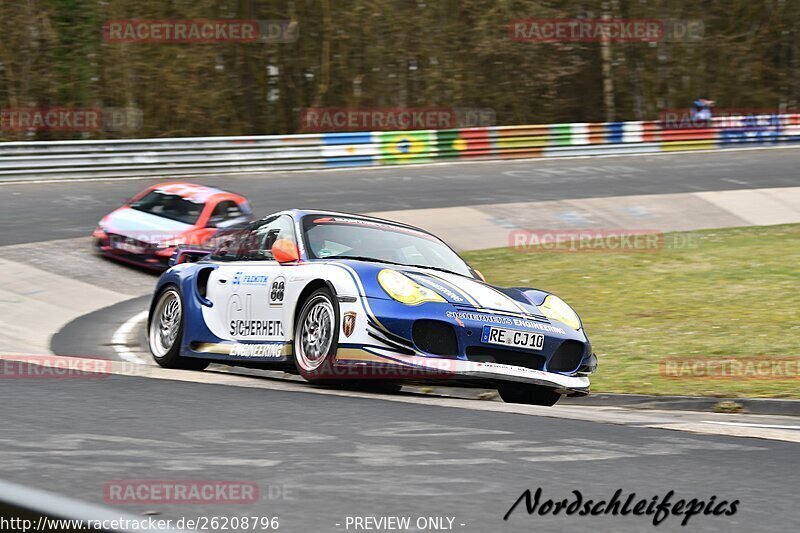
[{"xmin": 148, "ymin": 210, "xmax": 597, "ymax": 406}]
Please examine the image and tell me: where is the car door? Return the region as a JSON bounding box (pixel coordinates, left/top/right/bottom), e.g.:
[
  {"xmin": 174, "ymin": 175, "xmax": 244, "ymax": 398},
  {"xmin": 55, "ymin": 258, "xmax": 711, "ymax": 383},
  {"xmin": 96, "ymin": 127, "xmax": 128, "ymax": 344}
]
[{"xmin": 202, "ymin": 215, "xmax": 296, "ymax": 344}]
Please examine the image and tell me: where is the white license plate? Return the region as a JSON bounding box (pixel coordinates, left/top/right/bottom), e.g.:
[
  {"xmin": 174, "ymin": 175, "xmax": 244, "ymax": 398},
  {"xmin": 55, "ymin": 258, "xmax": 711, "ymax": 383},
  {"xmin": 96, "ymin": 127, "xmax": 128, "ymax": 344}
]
[
  {"xmin": 481, "ymin": 325, "xmax": 544, "ymax": 351},
  {"xmin": 113, "ymin": 241, "xmax": 145, "ymax": 254}
]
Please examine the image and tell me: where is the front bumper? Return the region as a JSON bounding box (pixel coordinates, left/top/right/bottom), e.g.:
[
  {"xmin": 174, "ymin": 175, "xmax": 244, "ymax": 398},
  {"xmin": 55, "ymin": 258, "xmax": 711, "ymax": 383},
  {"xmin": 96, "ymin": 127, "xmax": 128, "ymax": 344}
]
[
  {"xmin": 367, "ymin": 298, "xmax": 597, "ymax": 376},
  {"xmin": 348, "ymin": 348, "xmax": 591, "ymax": 395},
  {"xmin": 93, "ymin": 233, "xmax": 173, "ymax": 270},
  {"xmin": 336, "ymin": 296, "xmax": 596, "ymax": 394}
]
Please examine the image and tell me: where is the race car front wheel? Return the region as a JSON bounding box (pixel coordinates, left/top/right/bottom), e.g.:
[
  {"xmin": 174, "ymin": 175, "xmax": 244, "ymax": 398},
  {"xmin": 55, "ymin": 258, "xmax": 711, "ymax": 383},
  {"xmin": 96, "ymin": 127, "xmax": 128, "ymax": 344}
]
[
  {"xmin": 293, "ymin": 288, "xmax": 340, "ymax": 382},
  {"xmin": 148, "ymin": 287, "xmax": 209, "ymax": 371},
  {"xmin": 498, "ymin": 384, "xmax": 561, "ymax": 406}
]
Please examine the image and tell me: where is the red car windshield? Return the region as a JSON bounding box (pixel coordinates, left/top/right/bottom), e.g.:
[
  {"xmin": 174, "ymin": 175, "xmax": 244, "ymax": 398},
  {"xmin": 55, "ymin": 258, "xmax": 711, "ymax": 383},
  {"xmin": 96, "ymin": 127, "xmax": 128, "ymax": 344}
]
[
  {"xmin": 303, "ymin": 216, "xmax": 474, "ymax": 277},
  {"xmin": 130, "ymin": 190, "xmax": 205, "ymax": 225}
]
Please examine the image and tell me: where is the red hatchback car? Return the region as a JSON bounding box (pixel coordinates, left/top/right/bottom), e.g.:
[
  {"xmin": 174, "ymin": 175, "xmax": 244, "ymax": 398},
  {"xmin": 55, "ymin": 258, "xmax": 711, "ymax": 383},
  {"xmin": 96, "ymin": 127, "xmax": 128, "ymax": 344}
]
[{"xmin": 93, "ymin": 182, "xmax": 253, "ymax": 270}]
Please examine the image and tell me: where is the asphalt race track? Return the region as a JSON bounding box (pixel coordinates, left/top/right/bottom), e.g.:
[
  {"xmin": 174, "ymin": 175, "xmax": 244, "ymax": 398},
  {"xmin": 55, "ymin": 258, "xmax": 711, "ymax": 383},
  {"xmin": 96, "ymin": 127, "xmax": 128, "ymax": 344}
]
[
  {"xmin": 3, "ymin": 147, "xmax": 800, "ymax": 246},
  {"xmin": 1, "ymin": 369, "xmax": 797, "ymax": 532},
  {"xmin": 2, "ymin": 147, "xmax": 800, "ymax": 532}
]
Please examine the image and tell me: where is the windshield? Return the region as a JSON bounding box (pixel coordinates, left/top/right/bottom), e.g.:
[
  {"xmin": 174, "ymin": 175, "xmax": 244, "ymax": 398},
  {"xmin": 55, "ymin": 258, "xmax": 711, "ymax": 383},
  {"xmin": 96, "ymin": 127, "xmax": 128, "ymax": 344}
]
[
  {"xmin": 303, "ymin": 215, "xmax": 474, "ymax": 277},
  {"xmin": 129, "ymin": 190, "xmax": 204, "ymax": 225}
]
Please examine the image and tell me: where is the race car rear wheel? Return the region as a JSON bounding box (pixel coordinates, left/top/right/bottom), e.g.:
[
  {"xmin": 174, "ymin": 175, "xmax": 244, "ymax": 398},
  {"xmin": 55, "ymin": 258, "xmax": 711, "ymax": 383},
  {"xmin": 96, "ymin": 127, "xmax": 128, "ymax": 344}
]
[
  {"xmin": 149, "ymin": 287, "xmax": 209, "ymax": 370},
  {"xmin": 293, "ymin": 288, "xmax": 339, "ymax": 382},
  {"xmin": 497, "ymin": 384, "xmax": 561, "ymax": 406}
]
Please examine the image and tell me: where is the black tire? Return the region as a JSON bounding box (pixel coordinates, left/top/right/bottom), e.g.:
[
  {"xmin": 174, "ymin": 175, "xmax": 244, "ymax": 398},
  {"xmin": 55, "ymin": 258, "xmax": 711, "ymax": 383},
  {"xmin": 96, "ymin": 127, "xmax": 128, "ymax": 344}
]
[
  {"xmin": 293, "ymin": 288, "xmax": 340, "ymax": 382},
  {"xmin": 498, "ymin": 384, "xmax": 561, "ymax": 406},
  {"xmin": 148, "ymin": 287, "xmax": 209, "ymax": 371}
]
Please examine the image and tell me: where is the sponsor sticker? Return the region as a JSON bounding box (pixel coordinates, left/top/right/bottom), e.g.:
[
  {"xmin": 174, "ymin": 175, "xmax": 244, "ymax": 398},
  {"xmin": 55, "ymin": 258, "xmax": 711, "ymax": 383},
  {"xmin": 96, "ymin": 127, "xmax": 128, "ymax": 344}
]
[
  {"xmin": 477, "ymin": 362, "xmax": 547, "ymax": 377},
  {"xmin": 229, "ymin": 320, "xmax": 284, "ymax": 337},
  {"xmin": 311, "ymin": 216, "xmax": 437, "ymax": 240},
  {"xmin": 269, "ymin": 277, "xmax": 286, "ymax": 305},
  {"xmin": 232, "ymin": 272, "xmax": 270, "ymax": 287},
  {"xmin": 446, "ymin": 311, "xmax": 567, "ymax": 335},
  {"xmin": 228, "ymin": 343, "xmax": 286, "ymax": 358},
  {"xmin": 409, "ymin": 275, "xmax": 464, "ymax": 303}
]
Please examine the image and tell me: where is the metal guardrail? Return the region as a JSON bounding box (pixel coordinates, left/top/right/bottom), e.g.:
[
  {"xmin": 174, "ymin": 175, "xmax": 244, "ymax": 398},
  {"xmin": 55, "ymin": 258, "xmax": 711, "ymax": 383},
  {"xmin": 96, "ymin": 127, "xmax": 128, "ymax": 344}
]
[{"xmin": 2, "ymin": 115, "xmax": 799, "ymax": 182}]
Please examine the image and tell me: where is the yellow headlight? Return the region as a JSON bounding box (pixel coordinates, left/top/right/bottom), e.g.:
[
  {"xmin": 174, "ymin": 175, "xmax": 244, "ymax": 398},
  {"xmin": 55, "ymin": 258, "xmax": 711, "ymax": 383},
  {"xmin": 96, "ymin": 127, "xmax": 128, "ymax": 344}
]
[
  {"xmin": 377, "ymin": 269, "xmax": 445, "ymax": 305},
  {"xmin": 539, "ymin": 295, "xmax": 581, "ymax": 330}
]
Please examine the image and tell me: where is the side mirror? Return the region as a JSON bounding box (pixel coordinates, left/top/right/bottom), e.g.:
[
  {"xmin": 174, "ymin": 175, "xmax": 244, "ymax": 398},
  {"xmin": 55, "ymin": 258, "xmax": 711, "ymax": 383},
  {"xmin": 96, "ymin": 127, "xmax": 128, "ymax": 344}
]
[{"xmin": 272, "ymin": 239, "xmax": 300, "ymax": 264}]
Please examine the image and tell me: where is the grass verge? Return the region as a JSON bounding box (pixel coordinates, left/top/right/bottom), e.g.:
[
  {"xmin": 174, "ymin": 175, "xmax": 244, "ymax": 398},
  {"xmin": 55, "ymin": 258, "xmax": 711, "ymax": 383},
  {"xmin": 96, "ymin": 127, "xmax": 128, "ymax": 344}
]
[{"xmin": 462, "ymin": 224, "xmax": 800, "ymax": 398}]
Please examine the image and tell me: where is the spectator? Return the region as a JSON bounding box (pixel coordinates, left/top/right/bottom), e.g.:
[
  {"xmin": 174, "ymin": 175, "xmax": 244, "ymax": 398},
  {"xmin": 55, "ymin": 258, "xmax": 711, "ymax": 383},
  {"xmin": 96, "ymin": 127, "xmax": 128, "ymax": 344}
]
[{"xmin": 692, "ymin": 96, "xmax": 715, "ymax": 124}]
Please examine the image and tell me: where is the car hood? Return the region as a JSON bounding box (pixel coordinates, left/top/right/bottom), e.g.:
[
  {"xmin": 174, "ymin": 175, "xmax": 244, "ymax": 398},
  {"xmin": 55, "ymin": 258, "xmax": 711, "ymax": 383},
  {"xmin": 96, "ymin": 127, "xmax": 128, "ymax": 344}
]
[
  {"xmin": 403, "ymin": 269, "xmax": 546, "ymax": 316},
  {"xmin": 103, "ymin": 207, "xmax": 193, "ymax": 243},
  {"xmin": 335, "ymin": 260, "xmax": 546, "ymax": 317}
]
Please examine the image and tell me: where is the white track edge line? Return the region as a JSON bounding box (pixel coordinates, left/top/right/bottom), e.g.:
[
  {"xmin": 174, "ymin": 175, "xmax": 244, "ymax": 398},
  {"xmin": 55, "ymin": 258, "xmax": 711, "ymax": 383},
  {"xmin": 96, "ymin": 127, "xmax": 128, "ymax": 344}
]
[
  {"xmin": 110, "ymin": 310, "xmax": 148, "ymax": 364},
  {"xmin": 701, "ymin": 420, "xmax": 800, "ymax": 430}
]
